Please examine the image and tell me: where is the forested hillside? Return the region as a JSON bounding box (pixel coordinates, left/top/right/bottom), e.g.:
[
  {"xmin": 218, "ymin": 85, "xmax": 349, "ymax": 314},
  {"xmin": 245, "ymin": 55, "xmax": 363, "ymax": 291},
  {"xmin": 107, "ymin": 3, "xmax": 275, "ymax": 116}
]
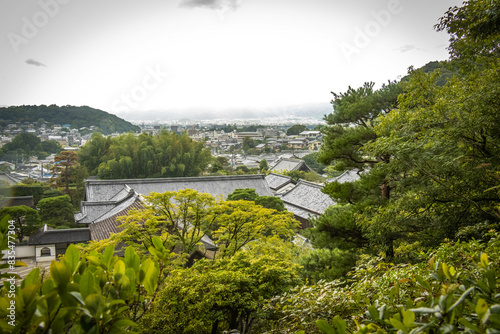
[{"xmin": 0, "ymin": 105, "xmax": 139, "ymax": 134}]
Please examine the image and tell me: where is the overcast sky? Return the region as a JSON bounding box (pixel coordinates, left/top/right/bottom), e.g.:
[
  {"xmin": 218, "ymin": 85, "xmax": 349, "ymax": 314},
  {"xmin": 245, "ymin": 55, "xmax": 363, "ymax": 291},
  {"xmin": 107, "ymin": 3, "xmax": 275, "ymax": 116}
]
[{"xmin": 0, "ymin": 0, "xmax": 462, "ymax": 119}]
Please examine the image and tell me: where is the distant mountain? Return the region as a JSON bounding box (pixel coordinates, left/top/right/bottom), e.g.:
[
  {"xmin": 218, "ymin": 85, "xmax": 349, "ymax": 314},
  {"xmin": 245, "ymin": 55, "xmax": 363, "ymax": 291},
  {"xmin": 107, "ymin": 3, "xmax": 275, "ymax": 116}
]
[
  {"xmin": 0, "ymin": 105, "xmax": 140, "ymax": 134},
  {"xmin": 117, "ymin": 102, "xmax": 332, "ymax": 121}
]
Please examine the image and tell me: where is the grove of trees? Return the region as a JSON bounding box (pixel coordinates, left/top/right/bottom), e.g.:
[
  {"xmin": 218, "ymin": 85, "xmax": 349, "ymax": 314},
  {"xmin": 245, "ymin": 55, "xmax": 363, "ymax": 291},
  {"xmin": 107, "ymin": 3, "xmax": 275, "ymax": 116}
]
[{"xmin": 79, "ymin": 131, "xmax": 212, "ymax": 179}]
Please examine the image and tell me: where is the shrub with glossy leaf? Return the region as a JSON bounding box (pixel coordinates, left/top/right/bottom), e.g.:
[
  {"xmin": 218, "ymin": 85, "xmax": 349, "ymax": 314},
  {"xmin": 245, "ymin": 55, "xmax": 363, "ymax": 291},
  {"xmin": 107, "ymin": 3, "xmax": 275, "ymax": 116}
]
[{"xmin": 0, "ymin": 240, "xmax": 168, "ymax": 333}]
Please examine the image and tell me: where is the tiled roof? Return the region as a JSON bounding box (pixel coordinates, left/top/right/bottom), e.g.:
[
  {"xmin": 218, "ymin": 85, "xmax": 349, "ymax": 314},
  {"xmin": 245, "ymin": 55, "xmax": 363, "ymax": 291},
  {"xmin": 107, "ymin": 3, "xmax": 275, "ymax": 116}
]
[
  {"xmin": 283, "ymin": 202, "xmax": 319, "ymax": 220},
  {"xmin": 29, "ymin": 225, "xmax": 91, "ymax": 245},
  {"xmin": 108, "ymin": 185, "xmax": 134, "ymax": 201},
  {"xmin": 76, "ymin": 186, "xmax": 139, "ymax": 224},
  {"xmin": 280, "ymin": 180, "xmax": 335, "ymax": 215},
  {"xmin": 265, "ymin": 173, "xmax": 293, "ymax": 192},
  {"xmin": 89, "ymin": 198, "xmax": 144, "ymax": 241},
  {"xmin": 0, "ymin": 173, "xmax": 21, "ymax": 186},
  {"xmin": 0, "ymin": 196, "xmax": 34, "ymax": 208},
  {"xmin": 270, "ymin": 158, "xmax": 306, "ymax": 172},
  {"xmin": 84, "ymin": 174, "xmax": 274, "ymax": 202},
  {"xmin": 329, "ymin": 169, "xmax": 362, "ymax": 184}
]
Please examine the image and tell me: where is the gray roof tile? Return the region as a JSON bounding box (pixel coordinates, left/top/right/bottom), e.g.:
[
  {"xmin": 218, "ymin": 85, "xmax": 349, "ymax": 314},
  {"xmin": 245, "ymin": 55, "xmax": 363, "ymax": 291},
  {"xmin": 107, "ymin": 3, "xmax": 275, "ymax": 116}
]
[
  {"xmin": 89, "ymin": 198, "xmax": 144, "ymax": 241},
  {"xmin": 29, "ymin": 226, "xmax": 91, "ymax": 245},
  {"xmin": 265, "ymin": 173, "xmax": 293, "ymax": 191},
  {"xmin": 329, "ymin": 169, "xmax": 362, "ymax": 184},
  {"xmin": 84, "ymin": 174, "xmax": 274, "ymax": 202},
  {"xmin": 280, "ymin": 180, "xmax": 335, "ymax": 215},
  {"xmin": 270, "ymin": 159, "xmax": 304, "ymax": 172}
]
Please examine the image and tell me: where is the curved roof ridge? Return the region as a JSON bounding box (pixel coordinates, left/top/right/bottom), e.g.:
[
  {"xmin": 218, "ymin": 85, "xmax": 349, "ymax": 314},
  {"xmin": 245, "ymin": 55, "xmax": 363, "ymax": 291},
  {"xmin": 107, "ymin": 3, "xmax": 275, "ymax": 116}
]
[{"xmin": 296, "ymin": 179, "xmax": 325, "ymax": 188}]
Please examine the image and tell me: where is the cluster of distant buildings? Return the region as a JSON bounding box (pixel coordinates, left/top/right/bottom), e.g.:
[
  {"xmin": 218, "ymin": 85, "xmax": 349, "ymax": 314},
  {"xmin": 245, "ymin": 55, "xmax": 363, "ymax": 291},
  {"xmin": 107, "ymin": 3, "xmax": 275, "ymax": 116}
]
[
  {"xmin": 197, "ymin": 129, "xmax": 322, "ymax": 154},
  {"xmin": 1, "ymin": 120, "xmax": 323, "ymax": 180},
  {"xmin": 0, "ymin": 121, "xmax": 97, "ymax": 148},
  {"xmin": 0, "ymin": 122, "xmax": 93, "ymax": 180}
]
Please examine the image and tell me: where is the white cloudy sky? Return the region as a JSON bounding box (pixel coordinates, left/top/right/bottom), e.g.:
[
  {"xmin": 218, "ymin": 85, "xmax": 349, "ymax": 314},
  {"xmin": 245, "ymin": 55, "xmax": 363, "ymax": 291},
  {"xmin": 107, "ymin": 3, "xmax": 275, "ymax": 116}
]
[{"xmin": 0, "ymin": 0, "xmax": 462, "ymax": 119}]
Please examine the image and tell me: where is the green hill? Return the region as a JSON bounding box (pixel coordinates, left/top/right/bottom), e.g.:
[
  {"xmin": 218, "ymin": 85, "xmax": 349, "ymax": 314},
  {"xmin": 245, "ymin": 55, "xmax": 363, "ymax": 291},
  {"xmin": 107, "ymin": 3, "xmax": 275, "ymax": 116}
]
[
  {"xmin": 402, "ymin": 60, "xmax": 460, "ymax": 86},
  {"xmin": 0, "ymin": 105, "xmax": 140, "ymax": 134}
]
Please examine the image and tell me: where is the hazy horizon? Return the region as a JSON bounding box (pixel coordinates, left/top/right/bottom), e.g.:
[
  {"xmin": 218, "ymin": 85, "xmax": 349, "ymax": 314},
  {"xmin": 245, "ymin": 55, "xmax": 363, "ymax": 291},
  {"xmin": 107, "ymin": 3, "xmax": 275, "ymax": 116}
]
[{"xmin": 1, "ymin": 0, "xmax": 462, "ymax": 120}]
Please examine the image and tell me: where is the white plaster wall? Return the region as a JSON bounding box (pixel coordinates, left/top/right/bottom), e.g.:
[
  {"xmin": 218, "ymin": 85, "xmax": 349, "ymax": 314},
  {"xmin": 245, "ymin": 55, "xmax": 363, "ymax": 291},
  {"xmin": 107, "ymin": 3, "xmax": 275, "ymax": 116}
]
[
  {"xmin": 35, "ymin": 245, "xmax": 56, "ymax": 262},
  {"xmin": 1, "ymin": 245, "xmax": 36, "ymax": 259}
]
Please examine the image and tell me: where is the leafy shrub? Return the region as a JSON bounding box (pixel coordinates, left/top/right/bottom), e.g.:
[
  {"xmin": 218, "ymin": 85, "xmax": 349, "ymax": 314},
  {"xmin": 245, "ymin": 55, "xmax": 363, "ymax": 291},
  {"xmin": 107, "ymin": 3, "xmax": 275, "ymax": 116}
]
[
  {"xmin": 0, "ymin": 240, "xmax": 170, "ymax": 333},
  {"xmin": 264, "ymin": 234, "xmax": 500, "ymax": 333}
]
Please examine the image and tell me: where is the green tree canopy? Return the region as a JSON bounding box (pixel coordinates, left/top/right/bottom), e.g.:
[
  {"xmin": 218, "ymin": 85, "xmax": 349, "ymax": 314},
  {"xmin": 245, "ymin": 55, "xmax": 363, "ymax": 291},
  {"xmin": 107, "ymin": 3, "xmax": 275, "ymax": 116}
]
[
  {"xmin": 227, "ymin": 188, "xmax": 286, "ymax": 212},
  {"xmin": 37, "ymin": 195, "xmax": 75, "ymax": 228},
  {"xmin": 140, "ymin": 237, "xmax": 302, "ymax": 334},
  {"xmin": 0, "ymin": 105, "xmax": 140, "ymax": 134},
  {"xmin": 0, "ymin": 205, "xmax": 41, "ymax": 243},
  {"xmin": 79, "ymin": 131, "xmax": 212, "ymax": 179},
  {"xmin": 259, "ymin": 159, "xmax": 269, "ymax": 171},
  {"xmin": 313, "ymin": 0, "xmax": 500, "ymax": 261},
  {"xmin": 50, "ymin": 151, "xmax": 80, "ymax": 195},
  {"xmin": 286, "ymin": 124, "xmax": 307, "ymax": 136}
]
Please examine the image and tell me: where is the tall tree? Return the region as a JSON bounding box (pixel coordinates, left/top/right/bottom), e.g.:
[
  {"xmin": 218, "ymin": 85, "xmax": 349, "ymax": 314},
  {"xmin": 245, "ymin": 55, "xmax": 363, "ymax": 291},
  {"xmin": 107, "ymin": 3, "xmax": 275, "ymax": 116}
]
[
  {"xmin": 316, "ymin": 81, "xmax": 401, "ymax": 258},
  {"xmin": 50, "ymin": 151, "xmax": 80, "ymax": 195},
  {"xmin": 116, "ymin": 189, "xmax": 217, "ymax": 256},
  {"xmin": 435, "ymin": 0, "xmax": 500, "ymax": 66},
  {"xmin": 259, "ymin": 159, "xmax": 269, "ymax": 171},
  {"xmin": 314, "ymin": 0, "xmax": 500, "ymax": 259}
]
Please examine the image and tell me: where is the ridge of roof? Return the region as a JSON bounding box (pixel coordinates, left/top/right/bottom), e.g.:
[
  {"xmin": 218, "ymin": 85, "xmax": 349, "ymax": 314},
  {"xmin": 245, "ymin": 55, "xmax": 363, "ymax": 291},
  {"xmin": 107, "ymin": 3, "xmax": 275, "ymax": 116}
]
[
  {"xmin": 91, "ymin": 190, "xmax": 141, "ymax": 224},
  {"xmin": 295, "ymin": 179, "xmax": 325, "ymax": 189},
  {"xmin": 76, "ymin": 187, "xmax": 139, "ymax": 224},
  {"xmin": 282, "ymin": 199, "xmax": 323, "ymax": 215},
  {"xmin": 89, "ymin": 198, "xmax": 144, "ymax": 241},
  {"xmin": 86, "ymin": 174, "xmax": 267, "ymax": 185}
]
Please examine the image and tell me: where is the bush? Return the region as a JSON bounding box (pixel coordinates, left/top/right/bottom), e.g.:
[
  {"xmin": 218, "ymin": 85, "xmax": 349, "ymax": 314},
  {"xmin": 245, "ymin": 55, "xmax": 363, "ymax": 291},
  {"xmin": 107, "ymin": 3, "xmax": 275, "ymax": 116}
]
[
  {"xmin": 264, "ymin": 233, "xmax": 500, "ymax": 333},
  {"xmin": 37, "ymin": 195, "xmax": 75, "ymax": 228}
]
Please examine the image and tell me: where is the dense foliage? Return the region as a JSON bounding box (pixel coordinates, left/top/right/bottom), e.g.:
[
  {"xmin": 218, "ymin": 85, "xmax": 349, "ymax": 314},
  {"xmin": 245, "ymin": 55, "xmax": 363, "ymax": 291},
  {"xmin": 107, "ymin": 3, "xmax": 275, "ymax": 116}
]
[
  {"xmin": 314, "ymin": 0, "xmax": 500, "ymax": 265},
  {"xmin": 37, "ymin": 195, "xmax": 76, "ymax": 228},
  {"xmin": 0, "ymin": 242, "xmax": 165, "ymax": 333},
  {"xmin": 79, "ymin": 131, "xmax": 212, "ymax": 179},
  {"xmin": 286, "ymin": 124, "xmax": 307, "ymax": 136},
  {"xmin": 0, "ymin": 206, "xmax": 41, "ymax": 243},
  {"xmin": 265, "ymin": 233, "xmax": 500, "ymax": 333},
  {"xmin": 0, "ymin": 105, "xmax": 139, "ymax": 134},
  {"xmin": 140, "ymin": 238, "xmax": 302, "ymax": 334},
  {"xmin": 0, "ymin": 133, "xmax": 62, "ymax": 161},
  {"xmin": 227, "ymin": 188, "xmax": 286, "ymax": 212},
  {"xmin": 302, "ymin": 152, "xmax": 327, "ymax": 175}
]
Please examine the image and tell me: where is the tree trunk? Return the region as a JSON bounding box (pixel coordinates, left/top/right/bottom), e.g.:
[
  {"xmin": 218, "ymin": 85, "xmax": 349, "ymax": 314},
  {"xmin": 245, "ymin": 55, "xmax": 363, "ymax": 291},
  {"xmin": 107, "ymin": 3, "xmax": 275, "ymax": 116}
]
[
  {"xmin": 386, "ymin": 237, "xmax": 394, "ymax": 259},
  {"xmin": 210, "ymin": 319, "xmax": 219, "ymax": 334},
  {"xmin": 229, "ymin": 310, "xmax": 238, "ymax": 331},
  {"xmin": 381, "ymin": 181, "xmax": 391, "ymax": 200}
]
